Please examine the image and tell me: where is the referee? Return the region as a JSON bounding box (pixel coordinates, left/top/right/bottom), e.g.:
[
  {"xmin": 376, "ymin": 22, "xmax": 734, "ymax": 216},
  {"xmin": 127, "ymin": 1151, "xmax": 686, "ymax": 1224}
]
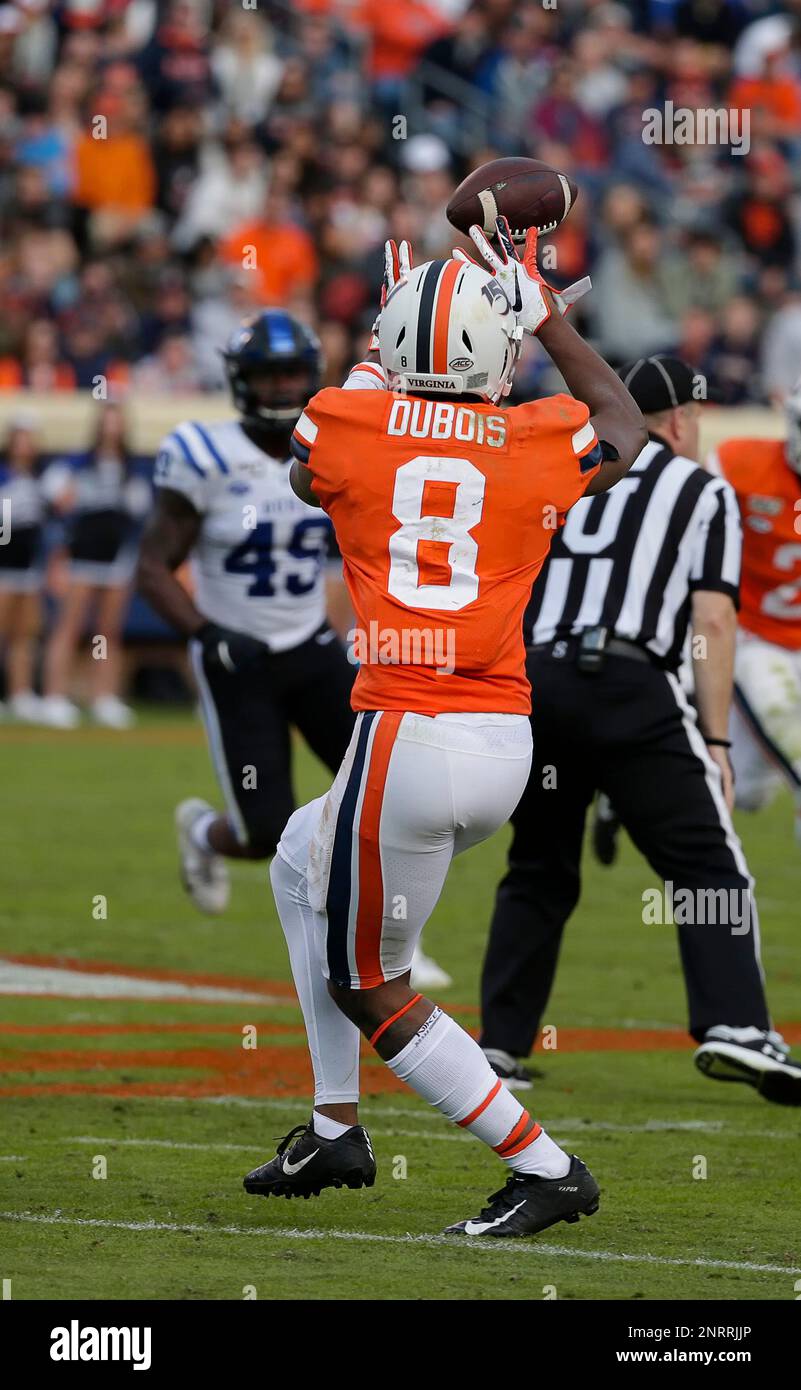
[{"xmin": 481, "ymin": 355, "xmax": 801, "ymax": 1105}]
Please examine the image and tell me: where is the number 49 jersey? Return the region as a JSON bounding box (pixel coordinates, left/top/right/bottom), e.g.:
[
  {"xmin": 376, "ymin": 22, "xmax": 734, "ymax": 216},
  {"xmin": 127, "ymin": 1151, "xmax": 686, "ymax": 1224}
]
[
  {"xmin": 292, "ymin": 387, "xmax": 601, "ymax": 714},
  {"xmin": 155, "ymin": 419, "xmax": 333, "ymax": 651}
]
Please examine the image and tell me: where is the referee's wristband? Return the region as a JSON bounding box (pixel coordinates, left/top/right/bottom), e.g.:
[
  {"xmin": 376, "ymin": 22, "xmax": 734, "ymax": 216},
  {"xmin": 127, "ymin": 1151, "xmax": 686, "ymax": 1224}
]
[{"xmin": 704, "ymin": 737, "xmax": 732, "ymax": 749}]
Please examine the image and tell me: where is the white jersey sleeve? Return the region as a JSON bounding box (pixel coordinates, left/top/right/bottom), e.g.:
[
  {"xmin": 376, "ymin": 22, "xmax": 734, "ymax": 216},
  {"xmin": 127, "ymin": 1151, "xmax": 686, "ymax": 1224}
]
[
  {"xmin": 342, "ymin": 360, "xmax": 387, "ymax": 391},
  {"xmin": 154, "ymin": 421, "xmax": 231, "ymax": 513}
]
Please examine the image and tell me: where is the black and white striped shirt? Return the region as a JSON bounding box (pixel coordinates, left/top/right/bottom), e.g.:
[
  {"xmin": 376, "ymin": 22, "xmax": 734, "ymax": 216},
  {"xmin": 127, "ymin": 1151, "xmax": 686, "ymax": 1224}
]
[{"xmin": 526, "ymin": 437, "xmax": 742, "ymax": 670}]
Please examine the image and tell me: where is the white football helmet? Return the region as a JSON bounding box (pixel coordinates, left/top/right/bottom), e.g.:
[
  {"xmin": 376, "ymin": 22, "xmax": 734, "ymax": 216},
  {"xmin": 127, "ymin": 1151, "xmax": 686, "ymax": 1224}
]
[
  {"xmin": 785, "ymin": 376, "xmax": 801, "ymax": 473},
  {"xmin": 377, "ymin": 257, "xmax": 523, "ymax": 404}
]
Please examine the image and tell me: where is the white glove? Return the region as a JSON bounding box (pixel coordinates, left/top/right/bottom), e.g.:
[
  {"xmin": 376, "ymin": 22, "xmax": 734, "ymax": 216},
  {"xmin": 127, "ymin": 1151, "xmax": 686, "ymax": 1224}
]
[
  {"xmin": 455, "ymin": 217, "xmax": 591, "ymax": 335},
  {"xmin": 369, "ymin": 239, "xmax": 413, "ymax": 350}
]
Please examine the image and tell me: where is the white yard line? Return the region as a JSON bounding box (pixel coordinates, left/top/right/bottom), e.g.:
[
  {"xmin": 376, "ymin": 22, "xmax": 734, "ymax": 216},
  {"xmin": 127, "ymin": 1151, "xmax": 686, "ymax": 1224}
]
[
  {"xmin": 64, "ymin": 1131, "xmax": 471, "ymax": 1150},
  {"xmin": 154, "ymin": 1096, "xmax": 798, "ymax": 1141},
  {"xmin": 0, "ymin": 959, "xmax": 279, "ymax": 1005},
  {"xmin": 1, "ymin": 1210, "xmax": 797, "ymax": 1277}
]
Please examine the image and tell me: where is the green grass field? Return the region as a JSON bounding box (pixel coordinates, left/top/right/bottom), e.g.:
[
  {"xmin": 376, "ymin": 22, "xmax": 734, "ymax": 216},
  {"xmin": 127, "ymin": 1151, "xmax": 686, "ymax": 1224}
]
[{"xmin": 1, "ymin": 711, "xmax": 800, "ymax": 1301}]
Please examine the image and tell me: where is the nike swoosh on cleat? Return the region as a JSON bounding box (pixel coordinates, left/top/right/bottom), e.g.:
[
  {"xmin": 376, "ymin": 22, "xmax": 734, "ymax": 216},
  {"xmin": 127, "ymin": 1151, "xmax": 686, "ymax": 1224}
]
[
  {"xmin": 282, "ymin": 1149, "xmax": 319, "ymax": 1176},
  {"xmin": 463, "ymin": 1200, "xmax": 526, "ymax": 1235}
]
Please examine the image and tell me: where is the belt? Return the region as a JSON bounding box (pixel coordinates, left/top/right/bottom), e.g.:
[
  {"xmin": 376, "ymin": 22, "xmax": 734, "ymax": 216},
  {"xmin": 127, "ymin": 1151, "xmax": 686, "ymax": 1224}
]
[
  {"xmin": 530, "ymin": 635, "xmax": 654, "ymax": 665},
  {"xmin": 605, "ymin": 637, "xmax": 652, "ymax": 664}
]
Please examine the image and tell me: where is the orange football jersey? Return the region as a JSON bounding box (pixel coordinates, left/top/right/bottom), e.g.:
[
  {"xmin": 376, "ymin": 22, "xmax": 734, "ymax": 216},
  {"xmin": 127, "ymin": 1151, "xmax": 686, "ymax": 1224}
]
[
  {"xmin": 715, "ymin": 438, "xmax": 801, "ymax": 649},
  {"xmin": 292, "ymin": 388, "xmax": 601, "ymax": 714}
]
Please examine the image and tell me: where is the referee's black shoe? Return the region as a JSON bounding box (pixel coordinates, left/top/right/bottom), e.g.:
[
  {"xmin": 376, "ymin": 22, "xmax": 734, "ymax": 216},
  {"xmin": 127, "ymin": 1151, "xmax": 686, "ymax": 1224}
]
[
  {"xmin": 445, "ymin": 1155, "xmax": 599, "ymax": 1238},
  {"xmin": 592, "ymin": 793, "xmax": 621, "ymax": 867},
  {"xmin": 694, "ymin": 1027, "xmax": 801, "ymax": 1106},
  {"xmin": 244, "ymin": 1121, "xmax": 376, "ymax": 1199}
]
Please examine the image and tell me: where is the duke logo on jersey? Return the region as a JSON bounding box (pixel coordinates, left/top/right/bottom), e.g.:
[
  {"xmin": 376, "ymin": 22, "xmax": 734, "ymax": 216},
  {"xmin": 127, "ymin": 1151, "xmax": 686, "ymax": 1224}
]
[{"xmin": 155, "ymin": 419, "xmax": 333, "ymax": 652}]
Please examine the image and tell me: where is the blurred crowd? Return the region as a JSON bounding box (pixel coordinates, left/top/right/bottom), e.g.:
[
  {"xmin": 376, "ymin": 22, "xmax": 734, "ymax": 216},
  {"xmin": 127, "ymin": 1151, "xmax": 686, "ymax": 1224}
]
[{"xmin": 1, "ymin": 0, "xmax": 801, "ymax": 411}]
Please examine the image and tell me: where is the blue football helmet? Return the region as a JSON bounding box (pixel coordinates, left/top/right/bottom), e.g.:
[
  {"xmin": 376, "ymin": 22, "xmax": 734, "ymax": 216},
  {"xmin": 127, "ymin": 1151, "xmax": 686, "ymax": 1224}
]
[{"xmin": 222, "ymin": 309, "xmax": 323, "ymax": 426}]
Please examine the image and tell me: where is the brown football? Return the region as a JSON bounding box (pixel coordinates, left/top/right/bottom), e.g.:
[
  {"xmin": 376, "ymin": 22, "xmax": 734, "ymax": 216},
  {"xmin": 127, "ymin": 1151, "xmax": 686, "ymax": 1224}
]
[{"xmin": 446, "ymin": 157, "xmax": 578, "ymax": 241}]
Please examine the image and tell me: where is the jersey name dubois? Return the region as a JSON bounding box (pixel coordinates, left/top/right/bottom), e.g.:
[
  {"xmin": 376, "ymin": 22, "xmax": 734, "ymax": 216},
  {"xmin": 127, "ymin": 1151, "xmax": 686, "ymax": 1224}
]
[{"xmin": 386, "ymin": 399, "xmax": 507, "ymax": 448}]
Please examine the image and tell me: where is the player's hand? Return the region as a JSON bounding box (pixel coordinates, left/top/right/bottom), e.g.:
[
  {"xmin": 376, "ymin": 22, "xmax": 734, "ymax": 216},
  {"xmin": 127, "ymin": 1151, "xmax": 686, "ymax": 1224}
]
[
  {"xmin": 368, "ymin": 239, "xmax": 413, "ymax": 350},
  {"xmin": 707, "ymin": 743, "xmax": 735, "ymax": 812},
  {"xmin": 458, "ymin": 218, "xmax": 591, "ymax": 333},
  {"xmin": 195, "ymin": 622, "xmax": 270, "ymax": 675}
]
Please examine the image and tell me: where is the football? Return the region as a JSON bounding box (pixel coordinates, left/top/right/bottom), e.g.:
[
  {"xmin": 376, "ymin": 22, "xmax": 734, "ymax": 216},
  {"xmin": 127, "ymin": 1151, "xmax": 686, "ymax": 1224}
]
[{"xmin": 446, "ymin": 156, "xmax": 578, "ymax": 242}]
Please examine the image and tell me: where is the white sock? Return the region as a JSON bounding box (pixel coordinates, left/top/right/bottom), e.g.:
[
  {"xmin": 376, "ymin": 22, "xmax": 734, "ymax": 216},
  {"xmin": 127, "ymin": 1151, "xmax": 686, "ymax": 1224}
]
[
  {"xmin": 270, "ymin": 851, "xmax": 361, "ymax": 1106},
  {"xmin": 190, "ymin": 810, "xmax": 217, "ymax": 853},
  {"xmin": 386, "ymin": 1008, "xmax": 570, "ymax": 1177},
  {"xmin": 312, "ymin": 1109, "xmax": 351, "ymax": 1139}
]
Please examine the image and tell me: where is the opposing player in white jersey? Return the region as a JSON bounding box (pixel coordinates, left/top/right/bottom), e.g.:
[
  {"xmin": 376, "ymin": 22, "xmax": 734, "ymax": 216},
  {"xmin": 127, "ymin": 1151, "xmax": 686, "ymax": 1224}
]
[{"xmin": 137, "ymin": 311, "xmax": 356, "ymax": 915}]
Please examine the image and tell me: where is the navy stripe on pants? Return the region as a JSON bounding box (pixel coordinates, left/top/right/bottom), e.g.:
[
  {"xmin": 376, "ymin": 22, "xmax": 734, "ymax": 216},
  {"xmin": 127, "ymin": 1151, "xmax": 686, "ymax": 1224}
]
[{"xmin": 326, "ymin": 712, "xmax": 375, "ymax": 987}]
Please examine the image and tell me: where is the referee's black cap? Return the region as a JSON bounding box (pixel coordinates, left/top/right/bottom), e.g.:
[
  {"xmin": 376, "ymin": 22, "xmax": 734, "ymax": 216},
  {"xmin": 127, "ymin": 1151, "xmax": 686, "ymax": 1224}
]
[{"xmin": 619, "ymin": 355, "xmax": 722, "ymax": 412}]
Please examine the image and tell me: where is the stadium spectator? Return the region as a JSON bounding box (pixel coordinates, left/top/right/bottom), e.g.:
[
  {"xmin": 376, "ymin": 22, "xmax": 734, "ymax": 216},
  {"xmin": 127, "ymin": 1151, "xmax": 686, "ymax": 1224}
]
[
  {"xmin": 761, "ymin": 288, "xmax": 801, "ymax": 401},
  {"xmin": 136, "ymin": 0, "xmax": 214, "ymax": 114},
  {"xmin": 363, "ymin": 0, "xmax": 451, "ymax": 110},
  {"xmin": 590, "ymin": 219, "xmax": 679, "ymax": 363},
  {"xmin": 662, "ymin": 228, "xmax": 743, "ymax": 318},
  {"xmin": 529, "ymin": 59, "xmax": 609, "ymax": 170},
  {"xmin": 727, "ymin": 146, "xmax": 797, "ymax": 269},
  {"xmin": 152, "ymin": 101, "xmax": 203, "ymax": 222},
  {"xmin": 131, "ymin": 330, "xmax": 202, "ymax": 394},
  {"xmin": 73, "ymin": 77, "xmax": 156, "ymax": 246},
  {"xmin": 703, "ymin": 295, "xmax": 763, "ymax": 404},
  {"xmin": 211, "ymin": 11, "xmax": 284, "ymax": 125},
  {"xmin": 728, "ymin": 26, "xmax": 801, "ymax": 142},
  {"xmin": 220, "ymin": 189, "xmax": 319, "ymax": 305},
  {"xmin": 0, "ymin": 318, "xmax": 75, "ymax": 391},
  {"xmin": 190, "ymin": 269, "xmax": 261, "ymax": 389}
]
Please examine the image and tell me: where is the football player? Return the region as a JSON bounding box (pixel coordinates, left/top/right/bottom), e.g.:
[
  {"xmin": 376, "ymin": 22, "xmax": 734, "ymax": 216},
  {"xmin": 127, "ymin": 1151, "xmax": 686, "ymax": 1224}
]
[
  {"xmin": 137, "ymin": 310, "xmax": 452, "ymax": 988},
  {"xmin": 710, "ymin": 387, "xmax": 801, "ymax": 842},
  {"xmin": 137, "ymin": 312, "xmax": 357, "ymax": 912},
  {"xmin": 243, "ymin": 225, "xmax": 647, "ymax": 1237}
]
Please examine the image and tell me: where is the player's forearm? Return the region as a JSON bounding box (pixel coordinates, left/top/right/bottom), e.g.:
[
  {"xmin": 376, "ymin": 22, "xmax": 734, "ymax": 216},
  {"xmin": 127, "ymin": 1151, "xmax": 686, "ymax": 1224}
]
[
  {"xmin": 537, "ymin": 311, "xmax": 646, "ymax": 472},
  {"xmin": 691, "ymin": 597, "xmax": 737, "ymax": 740},
  {"xmin": 136, "ymin": 555, "xmax": 205, "ymax": 638}
]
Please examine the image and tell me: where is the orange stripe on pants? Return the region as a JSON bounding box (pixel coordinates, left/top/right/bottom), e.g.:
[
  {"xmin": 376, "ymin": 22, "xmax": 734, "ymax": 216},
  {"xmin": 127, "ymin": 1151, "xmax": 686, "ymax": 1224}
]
[{"xmin": 354, "ymin": 711, "xmax": 403, "ymax": 987}]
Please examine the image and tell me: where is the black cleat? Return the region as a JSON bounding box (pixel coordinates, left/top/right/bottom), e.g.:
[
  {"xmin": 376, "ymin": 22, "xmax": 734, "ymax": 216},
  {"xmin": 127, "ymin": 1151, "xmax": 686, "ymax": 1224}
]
[
  {"xmin": 445, "ymin": 1154, "xmax": 599, "ymax": 1238},
  {"xmin": 592, "ymin": 793, "xmax": 620, "ymax": 867},
  {"xmin": 694, "ymin": 1027, "xmax": 801, "ymax": 1106},
  {"xmin": 243, "ymin": 1121, "xmax": 377, "ymax": 1199}
]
